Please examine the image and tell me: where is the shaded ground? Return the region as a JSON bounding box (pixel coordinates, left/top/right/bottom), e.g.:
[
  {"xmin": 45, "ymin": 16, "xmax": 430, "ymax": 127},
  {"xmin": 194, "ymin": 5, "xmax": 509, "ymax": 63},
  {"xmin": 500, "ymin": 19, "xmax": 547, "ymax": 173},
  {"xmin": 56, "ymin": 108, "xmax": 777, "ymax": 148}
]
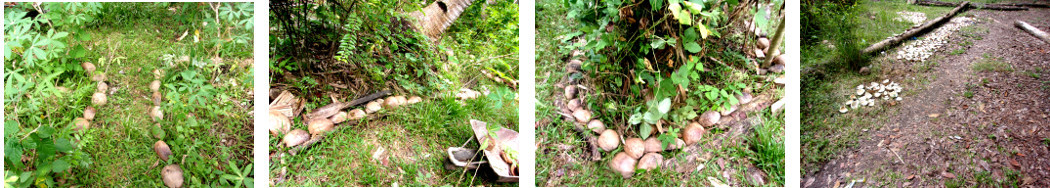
[{"xmin": 804, "ymin": 6, "xmax": 1050, "ymax": 188}]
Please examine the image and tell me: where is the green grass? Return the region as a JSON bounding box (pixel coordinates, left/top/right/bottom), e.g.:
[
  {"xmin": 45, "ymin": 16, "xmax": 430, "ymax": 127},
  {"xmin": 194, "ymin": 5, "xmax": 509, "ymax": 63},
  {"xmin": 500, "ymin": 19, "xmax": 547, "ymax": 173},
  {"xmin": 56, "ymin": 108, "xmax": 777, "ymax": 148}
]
[
  {"xmin": 5, "ymin": 2, "xmax": 254, "ymax": 187},
  {"xmin": 971, "ymin": 54, "xmax": 1012, "ymax": 72},
  {"xmin": 949, "ymin": 48, "xmax": 966, "ymax": 55},
  {"xmin": 270, "ymin": 95, "xmax": 518, "ymax": 187}
]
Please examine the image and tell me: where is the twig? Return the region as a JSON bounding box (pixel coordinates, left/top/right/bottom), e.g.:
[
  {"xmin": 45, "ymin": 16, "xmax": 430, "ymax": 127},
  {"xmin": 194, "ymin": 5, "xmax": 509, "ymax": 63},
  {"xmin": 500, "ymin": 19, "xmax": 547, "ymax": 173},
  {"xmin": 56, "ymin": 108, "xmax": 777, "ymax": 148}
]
[{"xmin": 889, "ymin": 147, "xmax": 906, "ymax": 164}]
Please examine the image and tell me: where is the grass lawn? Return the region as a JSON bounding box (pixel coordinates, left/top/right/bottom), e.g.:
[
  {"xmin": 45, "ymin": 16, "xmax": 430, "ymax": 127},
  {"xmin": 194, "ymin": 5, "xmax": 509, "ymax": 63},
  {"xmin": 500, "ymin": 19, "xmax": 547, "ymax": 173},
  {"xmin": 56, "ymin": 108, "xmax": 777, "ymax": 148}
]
[{"xmin": 5, "ymin": 2, "xmax": 254, "ymax": 187}]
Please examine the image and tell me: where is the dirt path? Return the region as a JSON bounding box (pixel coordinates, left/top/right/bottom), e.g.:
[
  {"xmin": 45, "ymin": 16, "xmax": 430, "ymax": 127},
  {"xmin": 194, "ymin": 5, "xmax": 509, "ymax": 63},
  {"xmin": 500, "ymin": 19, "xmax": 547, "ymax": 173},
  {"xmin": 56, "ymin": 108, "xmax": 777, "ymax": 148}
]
[{"xmin": 804, "ymin": 8, "xmax": 1050, "ymax": 187}]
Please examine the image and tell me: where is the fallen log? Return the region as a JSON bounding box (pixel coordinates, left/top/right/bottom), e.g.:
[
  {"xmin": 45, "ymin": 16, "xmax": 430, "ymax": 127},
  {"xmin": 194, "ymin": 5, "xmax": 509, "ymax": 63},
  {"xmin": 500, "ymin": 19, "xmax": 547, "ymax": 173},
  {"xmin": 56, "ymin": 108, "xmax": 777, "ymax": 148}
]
[
  {"xmin": 862, "ymin": 1, "xmax": 970, "ymax": 55},
  {"xmin": 303, "ymin": 90, "xmax": 391, "ymax": 120},
  {"xmin": 914, "ymin": 0, "xmax": 1028, "ymax": 10},
  {"xmin": 1014, "ymin": 20, "xmax": 1050, "ymax": 44}
]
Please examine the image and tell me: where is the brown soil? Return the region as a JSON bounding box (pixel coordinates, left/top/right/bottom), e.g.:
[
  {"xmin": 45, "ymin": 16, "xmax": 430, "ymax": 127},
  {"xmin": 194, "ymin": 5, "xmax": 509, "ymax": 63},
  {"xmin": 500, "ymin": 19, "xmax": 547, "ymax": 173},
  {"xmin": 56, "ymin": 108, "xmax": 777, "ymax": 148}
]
[{"xmin": 804, "ymin": 8, "xmax": 1050, "ymax": 187}]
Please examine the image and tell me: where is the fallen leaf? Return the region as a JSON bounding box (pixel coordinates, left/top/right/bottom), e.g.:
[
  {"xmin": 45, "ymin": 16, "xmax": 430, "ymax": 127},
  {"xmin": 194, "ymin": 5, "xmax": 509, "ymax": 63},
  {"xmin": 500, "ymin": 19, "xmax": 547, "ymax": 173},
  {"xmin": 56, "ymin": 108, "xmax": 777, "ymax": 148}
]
[
  {"xmin": 928, "ymin": 113, "xmax": 940, "ymax": 118},
  {"xmin": 907, "ymin": 174, "xmax": 915, "ymax": 180},
  {"xmin": 942, "ymin": 171, "xmax": 956, "ymax": 179},
  {"xmin": 1017, "ymin": 152, "xmax": 1026, "ymax": 157},
  {"xmin": 1010, "ymin": 158, "xmax": 1021, "ymax": 167}
]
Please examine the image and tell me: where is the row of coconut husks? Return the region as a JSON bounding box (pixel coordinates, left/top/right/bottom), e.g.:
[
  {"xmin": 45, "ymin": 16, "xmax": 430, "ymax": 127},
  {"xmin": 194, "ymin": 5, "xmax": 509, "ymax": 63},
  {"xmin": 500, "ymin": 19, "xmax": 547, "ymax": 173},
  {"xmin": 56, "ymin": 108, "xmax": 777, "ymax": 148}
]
[
  {"xmin": 79, "ymin": 62, "xmax": 183, "ymax": 187},
  {"xmin": 559, "ymin": 48, "xmax": 755, "ymax": 178},
  {"xmin": 267, "ymin": 88, "xmax": 487, "ymax": 150}
]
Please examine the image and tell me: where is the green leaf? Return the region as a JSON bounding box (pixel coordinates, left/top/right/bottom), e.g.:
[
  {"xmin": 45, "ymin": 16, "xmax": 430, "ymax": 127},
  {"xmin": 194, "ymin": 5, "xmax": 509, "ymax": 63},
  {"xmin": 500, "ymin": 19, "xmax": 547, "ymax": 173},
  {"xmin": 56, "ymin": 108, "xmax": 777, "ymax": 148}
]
[
  {"xmin": 657, "ymin": 98, "xmax": 672, "ymax": 114},
  {"xmin": 5, "ymin": 142, "xmax": 23, "ymax": 165},
  {"xmin": 70, "ymin": 45, "xmax": 87, "ymax": 58},
  {"xmin": 55, "ymin": 138, "xmax": 72, "ymax": 153},
  {"xmin": 36, "ymin": 126, "xmax": 54, "ymax": 138},
  {"xmin": 684, "ymin": 41, "xmax": 702, "ymax": 53},
  {"xmin": 697, "ymin": 24, "xmax": 710, "ymax": 39},
  {"xmin": 51, "ymin": 159, "xmax": 70, "ymax": 173},
  {"xmin": 628, "ymin": 113, "xmax": 643, "ymax": 125},
  {"xmin": 682, "ymin": 1, "xmax": 704, "ymax": 14},
  {"xmin": 639, "ymin": 124, "xmax": 653, "ymax": 140},
  {"xmin": 651, "ymin": 0, "xmax": 664, "ymax": 11},
  {"xmin": 643, "ymin": 112, "xmax": 659, "ymax": 124},
  {"xmin": 5, "ymin": 121, "xmax": 19, "ymax": 137}
]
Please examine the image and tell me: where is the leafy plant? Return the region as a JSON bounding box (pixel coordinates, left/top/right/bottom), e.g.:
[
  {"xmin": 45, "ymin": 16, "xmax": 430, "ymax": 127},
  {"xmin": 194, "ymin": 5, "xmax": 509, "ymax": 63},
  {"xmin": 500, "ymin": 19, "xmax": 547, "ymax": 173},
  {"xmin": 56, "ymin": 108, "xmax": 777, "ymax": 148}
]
[{"xmin": 220, "ymin": 161, "xmax": 254, "ymax": 188}]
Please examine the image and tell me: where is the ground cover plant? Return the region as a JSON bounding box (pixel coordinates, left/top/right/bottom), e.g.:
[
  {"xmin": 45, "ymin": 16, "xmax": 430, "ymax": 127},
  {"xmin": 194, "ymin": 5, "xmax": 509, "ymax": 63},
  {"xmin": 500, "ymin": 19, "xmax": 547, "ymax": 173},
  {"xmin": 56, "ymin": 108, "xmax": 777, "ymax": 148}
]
[
  {"xmin": 267, "ymin": 0, "xmax": 519, "ymax": 186},
  {"xmin": 536, "ymin": 0, "xmax": 786, "ymax": 186},
  {"xmin": 4, "ymin": 2, "xmax": 255, "ymax": 187},
  {"xmin": 802, "ymin": 0, "xmax": 1050, "ymax": 186}
]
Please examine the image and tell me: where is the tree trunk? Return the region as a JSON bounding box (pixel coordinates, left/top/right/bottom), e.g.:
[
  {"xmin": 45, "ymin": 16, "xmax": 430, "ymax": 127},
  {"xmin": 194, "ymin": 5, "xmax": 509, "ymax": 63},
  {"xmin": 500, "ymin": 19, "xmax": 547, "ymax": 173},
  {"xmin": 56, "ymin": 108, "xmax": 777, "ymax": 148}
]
[
  {"xmin": 862, "ymin": 1, "xmax": 970, "ymax": 55},
  {"xmin": 764, "ymin": 16, "xmax": 786, "ymax": 68},
  {"xmin": 409, "ymin": 0, "xmax": 477, "ymax": 42},
  {"xmin": 1015, "ymin": 21, "xmax": 1050, "ymax": 44},
  {"xmin": 915, "ymin": 0, "xmax": 1028, "ymax": 10}
]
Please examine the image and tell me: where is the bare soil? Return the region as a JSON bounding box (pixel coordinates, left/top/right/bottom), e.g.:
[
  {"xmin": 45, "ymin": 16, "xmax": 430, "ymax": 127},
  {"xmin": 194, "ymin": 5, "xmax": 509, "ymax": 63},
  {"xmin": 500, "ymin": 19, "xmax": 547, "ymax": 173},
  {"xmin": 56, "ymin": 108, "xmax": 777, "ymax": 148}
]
[{"xmin": 804, "ymin": 7, "xmax": 1050, "ymax": 187}]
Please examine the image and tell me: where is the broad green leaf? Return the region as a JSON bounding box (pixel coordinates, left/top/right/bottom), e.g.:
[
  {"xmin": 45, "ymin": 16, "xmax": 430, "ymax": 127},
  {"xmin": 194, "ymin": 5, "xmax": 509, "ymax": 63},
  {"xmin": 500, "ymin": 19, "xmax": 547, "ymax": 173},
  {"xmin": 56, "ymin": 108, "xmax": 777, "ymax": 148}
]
[
  {"xmin": 683, "ymin": 28, "xmax": 699, "ymax": 41},
  {"xmin": 682, "ymin": 1, "xmax": 704, "ymax": 14},
  {"xmin": 5, "ymin": 121, "xmax": 19, "ymax": 137},
  {"xmin": 658, "ymin": 98, "xmax": 672, "ymax": 113},
  {"xmin": 643, "ymin": 112, "xmax": 659, "ymax": 124},
  {"xmin": 684, "ymin": 41, "xmax": 702, "ymax": 53},
  {"xmin": 629, "ymin": 113, "xmax": 643, "ymax": 125},
  {"xmin": 639, "ymin": 124, "xmax": 653, "ymax": 140},
  {"xmin": 36, "ymin": 126, "xmax": 53, "ymax": 138},
  {"xmin": 51, "ymin": 159, "xmax": 70, "ymax": 173},
  {"xmin": 5, "ymin": 142, "xmax": 23, "ymax": 165},
  {"xmin": 55, "ymin": 138, "xmax": 72, "ymax": 153}
]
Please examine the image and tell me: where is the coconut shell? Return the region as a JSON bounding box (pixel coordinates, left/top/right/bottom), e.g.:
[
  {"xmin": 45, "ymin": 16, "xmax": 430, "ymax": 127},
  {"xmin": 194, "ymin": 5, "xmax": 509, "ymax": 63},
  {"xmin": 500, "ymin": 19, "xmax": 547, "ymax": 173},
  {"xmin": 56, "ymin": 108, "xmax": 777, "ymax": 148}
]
[
  {"xmin": 73, "ymin": 118, "xmax": 90, "ymax": 131},
  {"xmin": 643, "ymin": 137, "xmax": 663, "ymax": 153},
  {"xmin": 682, "ymin": 122, "xmax": 706, "ymax": 145},
  {"xmin": 598, "ymin": 130, "xmax": 620, "ymax": 151},
  {"xmin": 572, "ymin": 109, "xmax": 592, "ymax": 123},
  {"xmin": 153, "ymin": 69, "xmax": 164, "ymax": 79},
  {"xmin": 758, "ymin": 37, "xmax": 771, "ymax": 50},
  {"xmin": 307, "ymin": 118, "xmax": 335, "ymax": 134},
  {"xmin": 82, "ymin": 62, "xmax": 96, "ymax": 73},
  {"xmin": 407, "ymin": 96, "xmax": 423, "ymax": 104},
  {"xmin": 348, "ymin": 109, "xmax": 367, "ymax": 120},
  {"xmin": 91, "ymin": 73, "xmax": 106, "ymax": 82},
  {"xmin": 586, "ymin": 120, "xmax": 605, "ymax": 133},
  {"xmin": 365, "ymin": 101, "xmax": 382, "ymax": 113},
  {"xmin": 754, "ymin": 48, "xmax": 766, "ymax": 59},
  {"xmin": 720, "ymin": 105, "xmax": 738, "ymax": 116},
  {"xmin": 698, "ymin": 111, "xmax": 720, "ymax": 127},
  {"xmin": 92, "ymin": 92, "xmax": 108, "ymax": 106},
  {"xmin": 97, "ymin": 81, "xmax": 109, "ymax": 93},
  {"xmin": 153, "ymin": 92, "xmax": 163, "ymax": 105},
  {"xmin": 161, "ymin": 164, "xmax": 184, "ymax": 188},
  {"xmin": 661, "ymin": 138, "xmax": 686, "ymax": 151},
  {"xmin": 383, "ymin": 96, "xmax": 401, "ymax": 108},
  {"xmin": 154, "ymin": 140, "xmax": 173, "ymax": 161},
  {"xmin": 84, "ymin": 106, "xmax": 97, "ymax": 120},
  {"xmin": 609, "ymin": 152, "xmax": 637, "ymax": 178},
  {"xmin": 330, "ymin": 111, "xmax": 348, "ymax": 124},
  {"xmin": 566, "ymin": 99, "xmax": 583, "ymax": 112},
  {"xmin": 774, "ymin": 54, "xmax": 787, "ymax": 66},
  {"xmin": 150, "ymin": 106, "xmax": 164, "ymax": 122},
  {"xmin": 737, "ymin": 92, "xmax": 753, "ymax": 104},
  {"xmin": 283, "ymin": 129, "xmax": 310, "ymax": 147},
  {"xmin": 269, "ymin": 112, "xmax": 291, "ymax": 136},
  {"xmin": 150, "ymin": 80, "xmax": 161, "ymax": 92},
  {"xmin": 567, "ymin": 59, "xmax": 583, "ymax": 73},
  {"xmin": 624, "ymin": 138, "xmax": 645, "ymax": 159},
  {"xmin": 564, "ymin": 85, "xmax": 578, "ymax": 99},
  {"xmin": 636, "ymin": 153, "xmax": 664, "ymax": 171}
]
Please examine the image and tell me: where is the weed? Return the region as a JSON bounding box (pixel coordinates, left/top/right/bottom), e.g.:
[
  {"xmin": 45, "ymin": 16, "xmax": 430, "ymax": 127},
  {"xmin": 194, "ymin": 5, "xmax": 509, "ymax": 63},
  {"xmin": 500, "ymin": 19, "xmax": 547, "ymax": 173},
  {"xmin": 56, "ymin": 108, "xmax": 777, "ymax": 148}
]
[{"xmin": 949, "ymin": 48, "xmax": 965, "ymax": 55}]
